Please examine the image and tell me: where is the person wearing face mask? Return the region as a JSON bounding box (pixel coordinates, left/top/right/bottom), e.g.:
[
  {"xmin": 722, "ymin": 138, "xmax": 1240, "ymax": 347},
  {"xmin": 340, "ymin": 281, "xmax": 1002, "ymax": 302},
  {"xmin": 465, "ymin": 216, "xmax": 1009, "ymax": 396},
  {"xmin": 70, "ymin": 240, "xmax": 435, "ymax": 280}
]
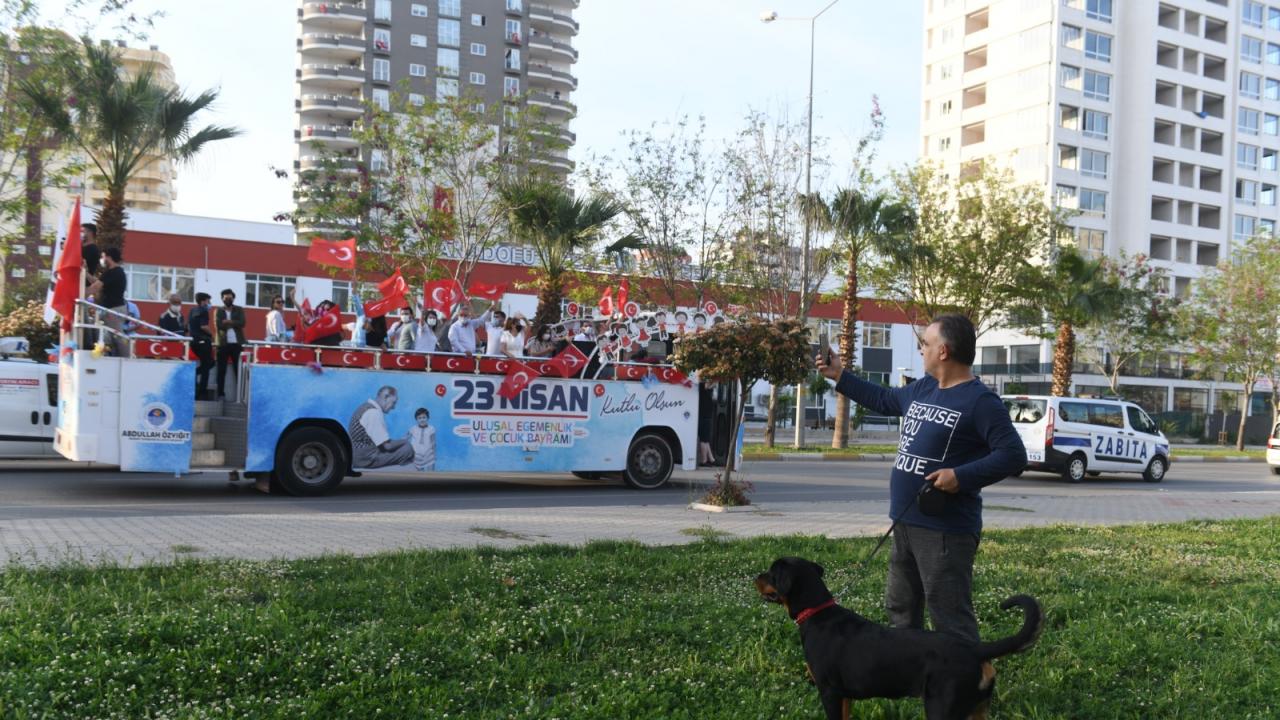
[
  {"xmin": 484, "ymin": 309, "xmax": 507, "ymax": 356},
  {"xmin": 189, "ymin": 293, "xmax": 214, "ymax": 399},
  {"xmin": 158, "ymin": 293, "xmax": 188, "ymax": 336},
  {"xmin": 499, "ymin": 315, "xmax": 528, "ymax": 359},
  {"xmin": 214, "ymin": 289, "xmax": 246, "ymax": 399},
  {"xmin": 388, "ymin": 308, "xmax": 414, "ymax": 349},
  {"xmin": 411, "ymin": 308, "xmax": 448, "ymax": 352},
  {"xmin": 573, "ymin": 320, "xmax": 596, "ymax": 343},
  {"xmin": 526, "ymin": 324, "xmax": 557, "ymax": 358},
  {"xmin": 446, "ymin": 300, "xmax": 494, "ymax": 356},
  {"xmin": 264, "ymin": 295, "xmax": 288, "ymax": 342}
]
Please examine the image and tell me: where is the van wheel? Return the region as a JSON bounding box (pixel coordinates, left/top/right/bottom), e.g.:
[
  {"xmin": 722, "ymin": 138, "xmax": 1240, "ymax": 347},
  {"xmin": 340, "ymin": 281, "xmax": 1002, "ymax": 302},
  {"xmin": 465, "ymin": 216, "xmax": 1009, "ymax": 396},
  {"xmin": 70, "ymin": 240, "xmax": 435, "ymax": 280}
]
[
  {"xmin": 623, "ymin": 433, "xmax": 674, "ymax": 490},
  {"xmin": 1063, "ymin": 453, "xmax": 1087, "ymax": 483},
  {"xmin": 276, "ymin": 426, "xmax": 346, "ymax": 497},
  {"xmin": 1143, "ymin": 456, "xmax": 1167, "ymax": 483}
]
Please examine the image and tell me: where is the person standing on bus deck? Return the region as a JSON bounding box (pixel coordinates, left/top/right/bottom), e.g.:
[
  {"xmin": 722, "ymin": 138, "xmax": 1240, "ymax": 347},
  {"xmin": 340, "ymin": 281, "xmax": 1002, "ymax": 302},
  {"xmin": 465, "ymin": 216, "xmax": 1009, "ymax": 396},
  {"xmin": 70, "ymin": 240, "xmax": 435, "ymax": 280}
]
[
  {"xmin": 264, "ymin": 295, "xmax": 288, "ymax": 342},
  {"xmin": 447, "ymin": 301, "xmax": 493, "ymax": 356},
  {"xmin": 348, "ymin": 386, "xmax": 415, "ymax": 468},
  {"xmin": 214, "ymin": 289, "xmax": 246, "ymax": 399},
  {"xmin": 158, "ymin": 294, "xmax": 187, "ymax": 336},
  {"xmin": 86, "ymin": 247, "xmax": 127, "ymax": 356},
  {"xmin": 484, "ymin": 309, "xmax": 507, "ymax": 356},
  {"xmin": 189, "ymin": 293, "xmax": 214, "ymax": 398},
  {"xmin": 816, "ymin": 313, "xmax": 1026, "ymax": 643}
]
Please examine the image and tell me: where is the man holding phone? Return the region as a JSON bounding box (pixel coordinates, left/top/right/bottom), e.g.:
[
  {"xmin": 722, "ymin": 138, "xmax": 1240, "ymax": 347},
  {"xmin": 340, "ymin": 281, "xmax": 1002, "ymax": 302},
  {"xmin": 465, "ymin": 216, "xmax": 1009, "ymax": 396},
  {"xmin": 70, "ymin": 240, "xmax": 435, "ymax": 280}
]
[{"xmin": 816, "ymin": 313, "xmax": 1025, "ymax": 642}]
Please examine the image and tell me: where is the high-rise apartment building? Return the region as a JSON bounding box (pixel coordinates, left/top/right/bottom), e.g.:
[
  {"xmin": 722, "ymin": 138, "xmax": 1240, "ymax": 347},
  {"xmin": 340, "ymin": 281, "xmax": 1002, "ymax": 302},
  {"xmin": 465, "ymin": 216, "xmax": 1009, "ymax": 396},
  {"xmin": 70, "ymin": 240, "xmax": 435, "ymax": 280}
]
[
  {"xmin": 295, "ymin": 0, "xmax": 579, "ymax": 185},
  {"xmin": 919, "ymin": 0, "xmax": 1277, "ymax": 417}
]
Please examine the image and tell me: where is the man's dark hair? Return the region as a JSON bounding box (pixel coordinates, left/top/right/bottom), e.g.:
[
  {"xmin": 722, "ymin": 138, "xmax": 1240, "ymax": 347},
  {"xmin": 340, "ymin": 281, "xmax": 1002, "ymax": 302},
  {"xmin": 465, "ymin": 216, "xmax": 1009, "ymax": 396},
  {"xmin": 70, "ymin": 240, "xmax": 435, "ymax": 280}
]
[
  {"xmin": 196, "ymin": 292, "xmax": 211, "ymax": 303},
  {"xmin": 414, "ymin": 407, "xmax": 429, "ymax": 419},
  {"xmin": 103, "ymin": 247, "xmax": 121, "ymax": 263},
  {"xmin": 220, "ymin": 288, "xmax": 235, "ymax": 298},
  {"xmin": 930, "ymin": 313, "xmax": 976, "ymax": 366}
]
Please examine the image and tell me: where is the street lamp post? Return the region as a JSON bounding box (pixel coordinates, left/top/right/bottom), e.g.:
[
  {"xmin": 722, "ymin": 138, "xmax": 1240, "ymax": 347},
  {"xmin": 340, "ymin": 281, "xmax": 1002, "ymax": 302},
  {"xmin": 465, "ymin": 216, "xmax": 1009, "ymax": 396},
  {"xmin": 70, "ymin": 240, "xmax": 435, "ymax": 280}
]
[{"xmin": 762, "ymin": 0, "xmax": 842, "ymax": 448}]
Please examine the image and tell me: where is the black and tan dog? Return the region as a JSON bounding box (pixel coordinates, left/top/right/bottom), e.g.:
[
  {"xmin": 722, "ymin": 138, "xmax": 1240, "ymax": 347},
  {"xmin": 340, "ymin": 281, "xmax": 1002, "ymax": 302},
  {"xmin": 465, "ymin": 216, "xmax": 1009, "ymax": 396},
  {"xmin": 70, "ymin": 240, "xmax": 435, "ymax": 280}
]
[{"xmin": 755, "ymin": 557, "xmax": 1042, "ymax": 720}]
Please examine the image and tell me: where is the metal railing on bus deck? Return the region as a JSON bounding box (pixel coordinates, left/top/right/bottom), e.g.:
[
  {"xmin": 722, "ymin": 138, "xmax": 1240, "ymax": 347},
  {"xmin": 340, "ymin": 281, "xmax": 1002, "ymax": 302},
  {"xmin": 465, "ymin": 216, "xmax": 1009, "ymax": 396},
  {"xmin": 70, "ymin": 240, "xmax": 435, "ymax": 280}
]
[{"xmin": 71, "ymin": 299, "xmax": 192, "ymax": 360}]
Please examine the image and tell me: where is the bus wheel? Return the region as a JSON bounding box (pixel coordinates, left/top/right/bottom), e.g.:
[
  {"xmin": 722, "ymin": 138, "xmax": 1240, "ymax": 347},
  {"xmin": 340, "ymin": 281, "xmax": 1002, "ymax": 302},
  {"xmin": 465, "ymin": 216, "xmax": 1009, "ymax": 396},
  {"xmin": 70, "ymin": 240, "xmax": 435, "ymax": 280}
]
[
  {"xmin": 1063, "ymin": 453, "xmax": 1087, "ymax": 483},
  {"xmin": 276, "ymin": 426, "xmax": 346, "ymax": 497},
  {"xmin": 1143, "ymin": 456, "xmax": 1167, "ymax": 483},
  {"xmin": 623, "ymin": 433, "xmax": 674, "ymax": 490}
]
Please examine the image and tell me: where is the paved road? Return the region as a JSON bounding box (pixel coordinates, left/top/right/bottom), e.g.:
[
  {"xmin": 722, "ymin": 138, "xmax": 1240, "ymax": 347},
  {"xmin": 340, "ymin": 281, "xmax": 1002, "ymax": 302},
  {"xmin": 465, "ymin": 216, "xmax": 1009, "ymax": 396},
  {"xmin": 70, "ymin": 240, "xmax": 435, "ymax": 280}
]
[{"xmin": 0, "ymin": 459, "xmax": 1276, "ymax": 566}]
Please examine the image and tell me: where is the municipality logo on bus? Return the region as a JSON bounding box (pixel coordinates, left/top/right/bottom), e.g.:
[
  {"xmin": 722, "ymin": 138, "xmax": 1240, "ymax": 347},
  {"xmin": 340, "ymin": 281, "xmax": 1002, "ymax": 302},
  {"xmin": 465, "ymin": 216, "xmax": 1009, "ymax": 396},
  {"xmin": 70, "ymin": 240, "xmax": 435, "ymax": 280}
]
[{"xmin": 122, "ymin": 402, "xmax": 191, "ymax": 443}]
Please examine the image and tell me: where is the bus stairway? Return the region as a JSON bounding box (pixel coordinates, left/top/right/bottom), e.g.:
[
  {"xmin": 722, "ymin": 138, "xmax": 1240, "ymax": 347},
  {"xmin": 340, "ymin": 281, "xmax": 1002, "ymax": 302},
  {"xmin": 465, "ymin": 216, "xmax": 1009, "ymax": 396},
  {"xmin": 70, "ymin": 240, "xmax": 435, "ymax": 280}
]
[{"xmin": 191, "ymin": 399, "xmax": 248, "ymax": 469}]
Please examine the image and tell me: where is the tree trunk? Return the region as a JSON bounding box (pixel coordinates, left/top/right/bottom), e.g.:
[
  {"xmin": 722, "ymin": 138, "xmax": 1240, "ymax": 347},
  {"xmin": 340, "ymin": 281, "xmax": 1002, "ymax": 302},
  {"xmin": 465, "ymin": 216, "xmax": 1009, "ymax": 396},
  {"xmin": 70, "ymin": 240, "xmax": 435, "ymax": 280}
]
[
  {"xmin": 1051, "ymin": 321, "xmax": 1075, "ymax": 397},
  {"xmin": 532, "ymin": 273, "xmax": 565, "ymax": 331},
  {"xmin": 833, "ymin": 251, "xmax": 860, "ymax": 449},
  {"xmin": 95, "ymin": 189, "xmax": 129, "ymax": 254},
  {"xmin": 1237, "ymin": 381, "xmax": 1253, "ymax": 452},
  {"xmin": 763, "ymin": 385, "xmax": 778, "ymax": 448}
]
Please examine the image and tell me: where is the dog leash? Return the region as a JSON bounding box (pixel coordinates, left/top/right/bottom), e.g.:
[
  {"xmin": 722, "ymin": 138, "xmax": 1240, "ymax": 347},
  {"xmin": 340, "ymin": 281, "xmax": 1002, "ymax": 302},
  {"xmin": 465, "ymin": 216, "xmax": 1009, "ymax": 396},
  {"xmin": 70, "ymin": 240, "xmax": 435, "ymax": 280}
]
[{"xmin": 850, "ymin": 480, "xmax": 934, "ymax": 575}]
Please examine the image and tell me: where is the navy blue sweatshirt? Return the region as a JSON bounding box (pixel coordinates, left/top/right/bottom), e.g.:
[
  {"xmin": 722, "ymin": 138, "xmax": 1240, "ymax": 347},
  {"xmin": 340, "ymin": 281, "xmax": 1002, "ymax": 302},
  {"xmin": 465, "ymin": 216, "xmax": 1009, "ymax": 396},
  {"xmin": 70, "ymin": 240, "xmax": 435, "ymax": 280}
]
[{"xmin": 835, "ymin": 371, "xmax": 1026, "ymax": 534}]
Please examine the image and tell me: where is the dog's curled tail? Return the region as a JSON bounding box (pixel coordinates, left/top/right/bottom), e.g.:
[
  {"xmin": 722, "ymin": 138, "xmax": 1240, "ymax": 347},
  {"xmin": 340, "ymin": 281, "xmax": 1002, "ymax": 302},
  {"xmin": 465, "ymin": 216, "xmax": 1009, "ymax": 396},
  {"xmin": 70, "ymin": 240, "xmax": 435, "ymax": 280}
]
[{"xmin": 976, "ymin": 595, "xmax": 1043, "ymax": 660}]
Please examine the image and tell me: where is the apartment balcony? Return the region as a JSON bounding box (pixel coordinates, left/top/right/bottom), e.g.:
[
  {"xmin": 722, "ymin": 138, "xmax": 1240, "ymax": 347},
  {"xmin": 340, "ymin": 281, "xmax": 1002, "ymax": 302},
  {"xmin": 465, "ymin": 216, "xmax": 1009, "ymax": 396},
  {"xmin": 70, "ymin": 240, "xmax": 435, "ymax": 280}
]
[
  {"xmin": 527, "ymin": 92, "xmax": 577, "ymax": 117},
  {"xmin": 526, "ymin": 62, "xmax": 577, "ymax": 91},
  {"xmin": 528, "ymin": 4, "xmax": 578, "ymax": 36},
  {"xmin": 130, "ymin": 162, "xmax": 171, "ymax": 183},
  {"xmin": 299, "ymin": 33, "xmax": 366, "ymax": 60},
  {"xmin": 300, "ymin": 2, "xmax": 366, "ymax": 29},
  {"xmin": 533, "ymin": 124, "xmax": 576, "ymax": 146},
  {"xmin": 299, "ymin": 63, "xmax": 365, "ymax": 89},
  {"xmin": 530, "ymin": 152, "xmax": 575, "ymax": 174},
  {"xmin": 299, "ymin": 93, "xmax": 365, "ymax": 117},
  {"xmin": 297, "ymin": 124, "xmax": 359, "ymax": 148},
  {"xmin": 527, "ymin": 32, "xmax": 578, "ymax": 63},
  {"xmin": 297, "ymin": 156, "xmax": 361, "ymax": 174}
]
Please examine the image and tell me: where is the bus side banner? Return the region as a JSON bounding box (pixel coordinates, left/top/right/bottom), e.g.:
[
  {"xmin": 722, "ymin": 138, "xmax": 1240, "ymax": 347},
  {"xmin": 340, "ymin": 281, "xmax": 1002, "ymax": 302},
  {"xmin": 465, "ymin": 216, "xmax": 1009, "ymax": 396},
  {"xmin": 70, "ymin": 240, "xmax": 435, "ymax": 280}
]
[
  {"xmin": 244, "ymin": 365, "xmax": 698, "ymax": 474},
  {"xmin": 118, "ymin": 360, "xmax": 195, "ymax": 473}
]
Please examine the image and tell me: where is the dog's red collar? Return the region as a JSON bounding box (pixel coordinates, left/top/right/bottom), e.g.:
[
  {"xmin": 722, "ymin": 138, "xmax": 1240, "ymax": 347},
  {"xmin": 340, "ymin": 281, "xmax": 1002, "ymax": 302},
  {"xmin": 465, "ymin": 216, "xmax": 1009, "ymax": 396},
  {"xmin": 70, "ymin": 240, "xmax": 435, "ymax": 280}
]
[{"xmin": 794, "ymin": 599, "xmax": 838, "ymax": 625}]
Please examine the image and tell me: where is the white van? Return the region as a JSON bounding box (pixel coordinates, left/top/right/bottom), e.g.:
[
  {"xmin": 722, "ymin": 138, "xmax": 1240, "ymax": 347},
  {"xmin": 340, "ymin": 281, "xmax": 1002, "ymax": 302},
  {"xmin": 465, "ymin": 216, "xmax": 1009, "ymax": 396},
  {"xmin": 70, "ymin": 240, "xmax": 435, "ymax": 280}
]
[
  {"xmin": 0, "ymin": 355, "xmax": 60, "ymax": 457},
  {"xmin": 1001, "ymin": 395, "xmax": 1170, "ymax": 483}
]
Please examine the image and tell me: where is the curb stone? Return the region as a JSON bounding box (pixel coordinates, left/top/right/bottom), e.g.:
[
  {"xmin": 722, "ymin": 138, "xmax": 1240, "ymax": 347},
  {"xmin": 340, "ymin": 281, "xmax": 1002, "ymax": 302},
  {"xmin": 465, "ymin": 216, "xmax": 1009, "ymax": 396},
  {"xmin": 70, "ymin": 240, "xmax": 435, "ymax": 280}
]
[{"xmin": 744, "ymin": 453, "xmax": 1266, "ymax": 464}]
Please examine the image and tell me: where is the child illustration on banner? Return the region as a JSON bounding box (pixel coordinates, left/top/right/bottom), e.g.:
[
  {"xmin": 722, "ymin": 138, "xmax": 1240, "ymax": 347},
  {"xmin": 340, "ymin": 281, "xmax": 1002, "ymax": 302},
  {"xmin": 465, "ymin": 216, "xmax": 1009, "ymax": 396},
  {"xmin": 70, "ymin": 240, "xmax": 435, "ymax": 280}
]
[{"xmin": 407, "ymin": 407, "xmax": 436, "ymax": 471}]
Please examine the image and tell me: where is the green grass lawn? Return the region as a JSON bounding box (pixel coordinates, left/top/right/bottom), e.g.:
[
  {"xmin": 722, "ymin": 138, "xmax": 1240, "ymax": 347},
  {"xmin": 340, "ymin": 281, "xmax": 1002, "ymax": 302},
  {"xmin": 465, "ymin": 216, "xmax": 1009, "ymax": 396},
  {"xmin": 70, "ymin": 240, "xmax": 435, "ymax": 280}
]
[
  {"xmin": 743, "ymin": 443, "xmax": 1267, "ymax": 460},
  {"xmin": 2, "ymin": 519, "xmax": 1277, "ymax": 718}
]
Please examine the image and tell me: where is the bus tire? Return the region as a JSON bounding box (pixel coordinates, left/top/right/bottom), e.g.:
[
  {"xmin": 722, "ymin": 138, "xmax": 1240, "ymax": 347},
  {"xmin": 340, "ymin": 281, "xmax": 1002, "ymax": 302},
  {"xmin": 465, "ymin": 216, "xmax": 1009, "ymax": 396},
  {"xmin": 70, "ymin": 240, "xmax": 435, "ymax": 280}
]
[
  {"xmin": 1143, "ymin": 456, "xmax": 1167, "ymax": 483},
  {"xmin": 275, "ymin": 426, "xmax": 346, "ymax": 497},
  {"xmin": 1063, "ymin": 453, "xmax": 1087, "ymax": 483},
  {"xmin": 623, "ymin": 433, "xmax": 674, "ymax": 490}
]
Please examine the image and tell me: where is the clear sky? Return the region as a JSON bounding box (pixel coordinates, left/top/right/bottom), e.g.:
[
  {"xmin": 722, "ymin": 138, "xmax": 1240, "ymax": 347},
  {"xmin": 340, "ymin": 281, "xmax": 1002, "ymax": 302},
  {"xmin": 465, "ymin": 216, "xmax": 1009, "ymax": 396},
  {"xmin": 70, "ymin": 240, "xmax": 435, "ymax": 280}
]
[{"xmin": 35, "ymin": 0, "xmax": 923, "ymax": 225}]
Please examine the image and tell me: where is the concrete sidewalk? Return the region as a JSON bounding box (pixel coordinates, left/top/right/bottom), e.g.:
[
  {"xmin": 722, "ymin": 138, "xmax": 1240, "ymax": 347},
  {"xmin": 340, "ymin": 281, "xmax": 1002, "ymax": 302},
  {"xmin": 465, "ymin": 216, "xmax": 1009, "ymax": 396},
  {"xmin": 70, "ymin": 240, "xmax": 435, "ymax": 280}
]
[{"xmin": 3, "ymin": 489, "xmax": 1278, "ymax": 568}]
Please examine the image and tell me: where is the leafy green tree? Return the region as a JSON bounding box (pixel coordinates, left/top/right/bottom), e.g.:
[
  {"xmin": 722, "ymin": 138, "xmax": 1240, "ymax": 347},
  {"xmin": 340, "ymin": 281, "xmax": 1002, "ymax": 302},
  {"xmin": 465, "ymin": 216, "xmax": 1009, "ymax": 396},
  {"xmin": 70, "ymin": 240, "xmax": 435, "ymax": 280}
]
[
  {"xmin": 1076, "ymin": 254, "xmax": 1179, "ymax": 395},
  {"xmin": 20, "ymin": 37, "xmax": 239, "ymax": 252},
  {"xmin": 1179, "ymin": 234, "xmax": 1280, "ymax": 450},
  {"xmin": 804, "ymin": 188, "xmax": 914, "ymax": 447},
  {"xmin": 500, "ymin": 177, "xmax": 631, "ymax": 330},
  {"xmin": 0, "ymin": 298, "xmax": 57, "ymax": 362},
  {"xmin": 673, "ymin": 318, "xmax": 811, "ymax": 505}
]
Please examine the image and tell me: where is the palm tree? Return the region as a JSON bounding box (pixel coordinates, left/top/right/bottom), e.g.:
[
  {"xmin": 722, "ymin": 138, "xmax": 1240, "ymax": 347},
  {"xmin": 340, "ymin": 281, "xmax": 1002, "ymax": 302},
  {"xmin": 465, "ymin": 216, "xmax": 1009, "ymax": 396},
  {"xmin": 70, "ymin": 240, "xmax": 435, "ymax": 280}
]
[
  {"xmin": 500, "ymin": 177, "xmax": 631, "ymax": 330},
  {"xmin": 1012, "ymin": 245, "xmax": 1127, "ymax": 396},
  {"xmin": 21, "ymin": 38, "xmax": 240, "ymax": 252},
  {"xmin": 805, "ymin": 188, "xmax": 915, "ymax": 448}
]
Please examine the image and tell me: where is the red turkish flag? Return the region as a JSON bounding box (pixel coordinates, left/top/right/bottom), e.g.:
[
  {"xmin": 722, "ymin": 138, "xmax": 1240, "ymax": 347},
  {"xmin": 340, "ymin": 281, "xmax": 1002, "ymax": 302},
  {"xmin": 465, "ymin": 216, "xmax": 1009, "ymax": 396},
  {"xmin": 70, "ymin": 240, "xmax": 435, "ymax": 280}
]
[
  {"xmin": 468, "ymin": 282, "xmax": 508, "ymax": 301},
  {"xmin": 617, "ymin": 278, "xmax": 629, "ymax": 310},
  {"xmin": 380, "ymin": 352, "xmax": 428, "ymax": 371},
  {"xmin": 430, "ymin": 354, "xmax": 476, "ymax": 373},
  {"xmin": 255, "ymin": 345, "xmax": 313, "ymax": 365},
  {"xmin": 134, "ymin": 340, "xmax": 186, "ymax": 359},
  {"xmin": 377, "ymin": 269, "xmax": 408, "ymax": 298},
  {"xmin": 306, "ymin": 237, "xmax": 356, "ymax": 269},
  {"xmin": 498, "ymin": 359, "xmax": 541, "ymax": 400},
  {"xmin": 295, "ymin": 297, "xmax": 312, "ymax": 340},
  {"xmin": 598, "ymin": 286, "xmax": 614, "ymax": 316},
  {"xmin": 615, "ymin": 364, "xmax": 648, "ymax": 380},
  {"xmin": 363, "ymin": 292, "xmax": 408, "ymax": 319},
  {"xmin": 302, "ymin": 304, "xmax": 343, "ymax": 344},
  {"xmin": 424, "ymin": 278, "xmax": 464, "ymax": 319},
  {"xmin": 319, "ymin": 349, "xmax": 376, "ymax": 368},
  {"xmin": 50, "ymin": 197, "xmax": 83, "ymax": 331},
  {"xmin": 657, "ymin": 365, "xmax": 692, "ymax": 387},
  {"xmin": 544, "ymin": 344, "xmax": 589, "ymax": 378}
]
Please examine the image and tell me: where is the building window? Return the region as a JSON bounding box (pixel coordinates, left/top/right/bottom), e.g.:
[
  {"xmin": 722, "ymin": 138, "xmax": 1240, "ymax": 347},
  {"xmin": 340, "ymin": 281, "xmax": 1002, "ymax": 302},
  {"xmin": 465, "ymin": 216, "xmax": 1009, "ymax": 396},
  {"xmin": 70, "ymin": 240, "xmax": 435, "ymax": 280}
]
[
  {"xmin": 471, "ymin": 102, "xmax": 485, "ymax": 113},
  {"xmin": 1237, "ymin": 179, "xmax": 1259, "ymax": 206},
  {"xmin": 1085, "ymin": 0, "xmax": 1112, "ymax": 22},
  {"xmin": 375, "ymin": 0, "xmax": 392, "ymax": 21},
  {"xmin": 10, "ymin": 268, "xmax": 24, "ymax": 278},
  {"xmin": 1083, "ymin": 70, "xmax": 1110, "ymax": 100},
  {"xmin": 437, "ymin": 48, "xmax": 459, "ymax": 76},
  {"xmin": 1081, "ymin": 109, "xmax": 1109, "ymax": 139},
  {"xmin": 471, "ymin": 13, "xmax": 486, "ymax": 26},
  {"xmin": 471, "ymin": 42, "xmax": 487, "ymax": 55},
  {"xmin": 504, "ymin": 76, "xmax": 520, "ymax": 98},
  {"xmin": 1055, "ymin": 184, "xmax": 1077, "ymax": 207},
  {"xmin": 372, "ymin": 87, "xmax": 390, "ymax": 111},
  {"xmin": 408, "ymin": 92, "xmax": 426, "ymax": 106},
  {"xmin": 939, "ymin": 99, "xmax": 952, "ymax": 115},
  {"xmin": 1239, "ymin": 143, "xmax": 1260, "ymax": 170},
  {"xmin": 409, "ymin": 63, "xmax": 427, "ymax": 77},
  {"xmin": 38, "ymin": 245, "xmax": 51, "ymax": 256},
  {"xmin": 1079, "ymin": 189, "xmax": 1107, "ymax": 217},
  {"xmin": 1268, "ymin": 113, "xmax": 1280, "ymax": 135},
  {"xmin": 939, "ymin": 62, "xmax": 953, "ymax": 81},
  {"xmin": 1245, "ymin": 1, "xmax": 1265, "ymax": 27},
  {"xmin": 411, "ymin": 34, "xmax": 427, "ymax": 48},
  {"xmin": 861, "ymin": 323, "xmax": 892, "ymax": 349},
  {"xmin": 507, "ymin": 0, "xmax": 523, "ymax": 11},
  {"xmin": 244, "ymin": 274, "xmax": 297, "ymax": 309},
  {"xmin": 1241, "ymin": 72, "xmax": 1263, "ymax": 99},
  {"xmin": 411, "ymin": 4, "xmax": 429, "ymax": 17},
  {"xmin": 1080, "ymin": 149, "xmax": 1108, "ymax": 178},
  {"xmin": 438, "ymin": 0, "xmax": 460, "ymax": 17},
  {"xmin": 1263, "ymin": 184, "xmax": 1276, "ymax": 206},
  {"xmin": 469, "ymin": 71, "xmax": 486, "ymax": 85},
  {"xmin": 437, "ymin": 77, "xmax": 459, "ymax": 101},
  {"xmin": 1240, "ymin": 108, "xmax": 1261, "ymax": 135},
  {"xmin": 373, "ymin": 58, "xmax": 390, "ymax": 82},
  {"xmin": 9, "ymin": 244, "xmax": 25, "ymax": 254},
  {"xmin": 505, "ymin": 19, "xmax": 522, "ymax": 43},
  {"xmin": 937, "ymin": 136, "xmax": 951, "ymax": 152},
  {"xmin": 1059, "ymin": 104, "xmax": 1079, "ymax": 131},
  {"xmin": 504, "ymin": 48, "xmax": 521, "ymax": 70},
  {"xmin": 1058, "ymin": 144, "xmax": 1077, "ymax": 170},
  {"xmin": 1269, "ymin": 43, "xmax": 1280, "ymax": 65},
  {"xmin": 438, "ymin": 18, "xmax": 461, "ymax": 46},
  {"xmin": 373, "ymin": 28, "xmax": 391, "ymax": 52},
  {"xmin": 1271, "ymin": 7, "xmax": 1280, "ymax": 30},
  {"xmin": 1265, "ymin": 148, "xmax": 1278, "ymax": 170},
  {"xmin": 1235, "ymin": 214, "xmax": 1257, "ymax": 241},
  {"xmin": 1262, "ymin": 219, "xmax": 1277, "ymax": 235},
  {"xmin": 129, "ymin": 265, "xmax": 196, "ymax": 303},
  {"xmin": 1242, "ymin": 36, "xmax": 1263, "ymax": 64},
  {"xmin": 1077, "ymin": 228, "xmax": 1105, "ymax": 256},
  {"xmin": 370, "ymin": 149, "xmax": 387, "ymax": 173},
  {"xmin": 1061, "ymin": 24, "xmax": 1082, "ymax": 49},
  {"xmin": 1059, "ymin": 64, "xmax": 1081, "ymax": 90},
  {"xmin": 1267, "ymin": 78, "xmax": 1280, "ymax": 100},
  {"xmin": 1084, "ymin": 31, "xmax": 1112, "ymax": 62}
]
